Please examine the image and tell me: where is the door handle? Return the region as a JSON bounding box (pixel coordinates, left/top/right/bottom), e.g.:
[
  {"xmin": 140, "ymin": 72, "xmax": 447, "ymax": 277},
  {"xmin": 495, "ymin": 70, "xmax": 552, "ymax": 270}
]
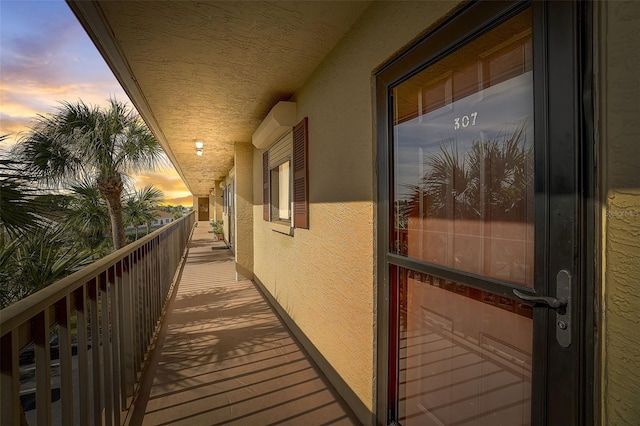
[
  {"xmin": 512, "ymin": 270, "xmax": 572, "ymax": 348},
  {"xmin": 512, "ymin": 289, "xmax": 567, "ymax": 309}
]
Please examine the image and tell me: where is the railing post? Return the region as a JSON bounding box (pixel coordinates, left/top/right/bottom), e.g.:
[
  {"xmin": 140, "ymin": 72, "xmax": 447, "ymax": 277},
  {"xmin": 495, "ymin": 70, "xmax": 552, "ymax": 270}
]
[
  {"xmin": 108, "ymin": 266, "xmax": 122, "ymax": 424},
  {"xmin": 118, "ymin": 258, "xmax": 134, "ymax": 407},
  {"xmin": 133, "ymin": 249, "xmax": 142, "ymax": 372},
  {"xmin": 0, "ymin": 213, "xmax": 195, "ymax": 425},
  {"xmin": 56, "ymin": 295, "xmax": 74, "ymax": 425},
  {"xmin": 74, "ymin": 285, "xmax": 90, "ymax": 425},
  {"xmin": 34, "ymin": 310, "xmax": 52, "ymax": 425},
  {"xmin": 1, "ymin": 331, "xmax": 21, "ymax": 424},
  {"xmin": 142, "ymin": 245, "xmax": 149, "ymax": 354},
  {"xmin": 151, "ymin": 240, "xmax": 158, "ymax": 331},
  {"xmin": 99, "ymin": 271, "xmax": 114, "ymax": 426},
  {"xmin": 88, "ymin": 278, "xmax": 102, "ymax": 424}
]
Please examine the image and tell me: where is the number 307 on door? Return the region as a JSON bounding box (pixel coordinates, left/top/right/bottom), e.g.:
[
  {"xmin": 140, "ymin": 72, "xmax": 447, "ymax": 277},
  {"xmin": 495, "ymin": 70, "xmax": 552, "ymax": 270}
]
[{"xmin": 454, "ymin": 112, "xmax": 478, "ymax": 130}]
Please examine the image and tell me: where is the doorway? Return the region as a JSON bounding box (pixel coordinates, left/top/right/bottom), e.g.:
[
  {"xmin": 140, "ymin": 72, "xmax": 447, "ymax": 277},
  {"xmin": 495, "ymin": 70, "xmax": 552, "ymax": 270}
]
[
  {"xmin": 376, "ymin": 1, "xmax": 593, "ymax": 425},
  {"xmin": 197, "ymin": 197, "xmax": 209, "ymax": 221}
]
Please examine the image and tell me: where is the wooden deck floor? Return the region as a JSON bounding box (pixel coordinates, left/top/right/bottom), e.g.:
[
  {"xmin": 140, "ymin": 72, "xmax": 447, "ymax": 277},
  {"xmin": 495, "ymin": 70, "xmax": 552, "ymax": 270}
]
[{"xmin": 129, "ymin": 222, "xmax": 360, "ymax": 425}]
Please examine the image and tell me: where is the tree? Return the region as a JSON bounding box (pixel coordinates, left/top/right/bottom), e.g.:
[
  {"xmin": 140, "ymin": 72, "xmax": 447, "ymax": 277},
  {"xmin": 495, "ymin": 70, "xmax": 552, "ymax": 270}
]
[
  {"xmin": 123, "ymin": 185, "xmax": 164, "ymax": 240},
  {"xmin": 0, "ymin": 135, "xmax": 42, "ymax": 236},
  {"xmin": 66, "ymin": 181, "xmax": 113, "ymax": 256},
  {"xmin": 12, "ymin": 99, "xmax": 165, "ymax": 250},
  {"xmin": 408, "ymin": 124, "xmax": 533, "ymax": 222},
  {"xmin": 0, "ymin": 224, "xmax": 92, "ymax": 309}
]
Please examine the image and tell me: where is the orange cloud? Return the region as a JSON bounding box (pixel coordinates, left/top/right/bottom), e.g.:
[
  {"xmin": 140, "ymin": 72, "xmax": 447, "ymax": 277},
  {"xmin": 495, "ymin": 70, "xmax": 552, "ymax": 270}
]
[
  {"xmin": 1, "ymin": 1, "xmax": 191, "ymax": 206},
  {"xmin": 131, "ymin": 169, "xmax": 191, "ymax": 202},
  {"xmin": 163, "ymin": 195, "xmax": 194, "ymax": 207}
]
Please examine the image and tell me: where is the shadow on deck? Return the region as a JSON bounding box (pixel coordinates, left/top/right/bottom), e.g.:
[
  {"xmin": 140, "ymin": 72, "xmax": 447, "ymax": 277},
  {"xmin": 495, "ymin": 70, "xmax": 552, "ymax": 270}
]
[{"xmin": 129, "ymin": 222, "xmax": 360, "ymax": 425}]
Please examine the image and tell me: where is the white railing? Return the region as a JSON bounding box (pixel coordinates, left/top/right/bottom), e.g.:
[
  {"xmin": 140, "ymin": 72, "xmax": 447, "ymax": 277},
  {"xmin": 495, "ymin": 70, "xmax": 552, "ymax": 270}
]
[{"xmin": 0, "ymin": 212, "xmax": 195, "ymax": 425}]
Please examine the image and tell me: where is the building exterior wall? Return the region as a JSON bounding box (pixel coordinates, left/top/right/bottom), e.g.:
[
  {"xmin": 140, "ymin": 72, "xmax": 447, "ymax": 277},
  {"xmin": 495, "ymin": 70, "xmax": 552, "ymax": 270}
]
[
  {"xmin": 213, "ymin": 180, "xmax": 223, "ymax": 222},
  {"xmin": 251, "ymin": 1, "xmax": 462, "ymax": 420},
  {"xmin": 222, "ymin": 175, "xmax": 232, "ymax": 240},
  {"xmin": 209, "ymin": 188, "xmax": 216, "ymax": 222},
  {"xmin": 598, "ymin": 1, "xmax": 640, "ymax": 424},
  {"xmin": 234, "ymin": 143, "xmax": 254, "ymax": 280},
  {"xmin": 192, "ymin": 195, "xmax": 198, "ymax": 214}
]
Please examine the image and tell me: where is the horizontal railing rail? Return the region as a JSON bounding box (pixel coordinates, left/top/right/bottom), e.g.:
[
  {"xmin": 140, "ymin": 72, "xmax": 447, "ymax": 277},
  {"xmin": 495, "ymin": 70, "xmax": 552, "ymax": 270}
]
[{"xmin": 0, "ymin": 212, "xmax": 195, "ymax": 425}]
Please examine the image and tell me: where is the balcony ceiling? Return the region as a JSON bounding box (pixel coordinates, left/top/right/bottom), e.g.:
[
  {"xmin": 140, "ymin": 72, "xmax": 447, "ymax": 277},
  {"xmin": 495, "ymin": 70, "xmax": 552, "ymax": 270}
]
[{"xmin": 67, "ymin": 1, "xmax": 370, "ymax": 196}]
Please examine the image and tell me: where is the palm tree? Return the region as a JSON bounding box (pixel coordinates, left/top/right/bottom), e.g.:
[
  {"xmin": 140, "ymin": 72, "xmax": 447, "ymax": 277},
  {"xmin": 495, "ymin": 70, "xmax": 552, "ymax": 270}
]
[
  {"xmin": 0, "ymin": 135, "xmax": 43, "ymax": 236},
  {"xmin": 12, "ymin": 99, "xmax": 165, "ymax": 250},
  {"xmin": 66, "ymin": 181, "xmax": 113, "ymax": 256},
  {"xmin": 0, "ymin": 224, "xmax": 92, "ymax": 309},
  {"xmin": 409, "ymin": 124, "xmax": 533, "ymax": 222},
  {"xmin": 123, "ymin": 185, "xmax": 164, "ymax": 240}
]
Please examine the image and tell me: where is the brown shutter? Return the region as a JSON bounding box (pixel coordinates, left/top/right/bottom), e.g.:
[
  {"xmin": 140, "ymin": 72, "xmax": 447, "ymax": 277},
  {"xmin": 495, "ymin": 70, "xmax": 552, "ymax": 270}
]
[
  {"xmin": 262, "ymin": 151, "xmax": 269, "ymax": 221},
  {"xmin": 293, "ymin": 117, "xmax": 309, "ymax": 229}
]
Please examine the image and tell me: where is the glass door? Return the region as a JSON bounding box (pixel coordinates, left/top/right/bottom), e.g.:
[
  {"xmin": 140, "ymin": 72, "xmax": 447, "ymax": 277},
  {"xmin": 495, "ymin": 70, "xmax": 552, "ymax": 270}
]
[{"xmin": 377, "ymin": 1, "xmax": 590, "ymax": 425}]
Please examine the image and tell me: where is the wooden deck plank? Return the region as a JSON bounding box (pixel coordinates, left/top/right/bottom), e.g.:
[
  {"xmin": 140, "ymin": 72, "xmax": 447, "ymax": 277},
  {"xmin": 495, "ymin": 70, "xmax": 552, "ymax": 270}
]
[{"xmin": 130, "ymin": 222, "xmax": 359, "ymax": 425}]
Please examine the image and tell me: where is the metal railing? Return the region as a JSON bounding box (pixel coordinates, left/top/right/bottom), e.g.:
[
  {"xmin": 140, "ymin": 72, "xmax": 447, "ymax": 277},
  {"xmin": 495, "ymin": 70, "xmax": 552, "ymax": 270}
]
[{"xmin": 0, "ymin": 212, "xmax": 195, "ymax": 425}]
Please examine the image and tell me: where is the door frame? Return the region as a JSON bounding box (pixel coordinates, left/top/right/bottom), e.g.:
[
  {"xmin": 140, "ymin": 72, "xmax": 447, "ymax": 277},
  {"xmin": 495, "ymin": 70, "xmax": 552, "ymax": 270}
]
[
  {"xmin": 197, "ymin": 196, "xmax": 209, "ymax": 221},
  {"xmin": 227, "ymin": 181, "xmax": 234, "ymax": 251},
  {"xmin": 374, "ymin": 1, "xmax": 595, "ymax": 424}
]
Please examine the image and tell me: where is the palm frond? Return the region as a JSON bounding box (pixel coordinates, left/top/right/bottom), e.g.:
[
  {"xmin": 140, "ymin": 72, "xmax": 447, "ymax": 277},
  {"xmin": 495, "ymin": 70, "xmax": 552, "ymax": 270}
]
[
  {"xmin": 10, "ymin": 98, "xmax": 166, "ymax": 250},
  {"xmin": 411, "ymin": 122, "xmax": 533, "ymax": 221},
  {"xmin": 0, "ymin": 225, "xmax": 93, "ymax": 309}
]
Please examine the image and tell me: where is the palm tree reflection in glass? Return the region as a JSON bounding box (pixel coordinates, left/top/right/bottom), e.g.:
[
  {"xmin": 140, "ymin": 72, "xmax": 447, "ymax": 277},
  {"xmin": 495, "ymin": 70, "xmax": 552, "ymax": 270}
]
[{"xmin": 399, "ymin": 123, "xmax": 534, "ymax": 283}]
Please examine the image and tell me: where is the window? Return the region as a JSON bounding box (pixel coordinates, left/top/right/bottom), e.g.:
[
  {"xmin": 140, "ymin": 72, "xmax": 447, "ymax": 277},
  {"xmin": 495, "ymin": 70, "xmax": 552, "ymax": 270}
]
[
  {"xmin": 263, "ymin": 117, "xmax": 308, "ymax": 231},
  {"xmin": 271, "ymin": 161, "xmax": 291, "ymax": 222}
]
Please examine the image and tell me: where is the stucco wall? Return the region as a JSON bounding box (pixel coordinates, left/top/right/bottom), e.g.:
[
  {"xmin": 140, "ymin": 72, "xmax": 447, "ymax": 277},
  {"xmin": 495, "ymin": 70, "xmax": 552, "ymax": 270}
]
[
  {"xmin": 234, "ymin": 143, "xmax": 254, "ymax": 280},
  {"xmin": 251, "ymin": 1, "xmax": 461, "ymax": 420},
  {"xmin": 599, "ymin": 1, "xmax": 640, "ymax": 424}
]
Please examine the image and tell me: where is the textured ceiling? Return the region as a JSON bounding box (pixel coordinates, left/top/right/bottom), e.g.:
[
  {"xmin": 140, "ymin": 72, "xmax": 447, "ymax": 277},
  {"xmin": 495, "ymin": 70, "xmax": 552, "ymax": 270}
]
[{"xmin": 68, "ymin": 1, "xmax": 370, "ymax": 196}]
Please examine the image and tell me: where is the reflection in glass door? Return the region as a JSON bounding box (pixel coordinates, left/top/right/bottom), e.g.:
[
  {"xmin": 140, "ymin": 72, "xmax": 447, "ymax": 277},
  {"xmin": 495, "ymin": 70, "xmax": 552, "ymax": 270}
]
[
  {"xmin": 388, "ymin": 6, "xmax": 536, "ymax": 425},
  {"xmin": 392, "ymin": 7, "xmax": 534, "ymax": 288},
  {"xmin": 394, "ymin": 267, "xmax": 533, "ymax": 425}
]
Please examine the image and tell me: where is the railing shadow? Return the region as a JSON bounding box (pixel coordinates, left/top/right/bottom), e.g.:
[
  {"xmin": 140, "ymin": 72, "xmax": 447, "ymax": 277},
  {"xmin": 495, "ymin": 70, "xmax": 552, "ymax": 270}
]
[{"xmin": 129, "ymin": 228, "xmax": 359, "ymax": 425}]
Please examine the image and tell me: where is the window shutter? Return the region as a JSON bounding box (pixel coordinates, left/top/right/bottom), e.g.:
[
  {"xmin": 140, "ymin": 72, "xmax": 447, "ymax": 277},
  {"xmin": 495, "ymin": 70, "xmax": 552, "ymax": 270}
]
[
  {"xmin": 263, "ymin": 151, "xmax": 269, "ymax": 221},
  {"xmin": 293, "ymin": 117, "xmax": 309, "ymax": 229}
]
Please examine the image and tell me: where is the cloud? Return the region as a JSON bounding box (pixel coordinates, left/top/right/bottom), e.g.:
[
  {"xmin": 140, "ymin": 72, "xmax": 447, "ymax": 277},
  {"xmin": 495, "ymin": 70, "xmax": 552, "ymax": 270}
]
[
  {"xmin": 132, "ymin": 170, "xmax": 192, "ymax": 204},
  {"xmin": 1, "ymin": 0, "xmax": 130, "ymax": 144},
  {"xmin": 0, "ymin": 113, "xmax": 32, "ymax": 140},
  {"xmin": 1, "ymin": 2, "xmax": 110, "ymax": 87},
  {"xmin": 0, "ymin": 1, "xmax": 190, "ymax": 204},
  {"xmin": 163, "ymin": 195, "xmax": 194, "ymax": 207},
  {"xmin": 134, "ymin": 171, "xmax": 189, "ymax": 192}
]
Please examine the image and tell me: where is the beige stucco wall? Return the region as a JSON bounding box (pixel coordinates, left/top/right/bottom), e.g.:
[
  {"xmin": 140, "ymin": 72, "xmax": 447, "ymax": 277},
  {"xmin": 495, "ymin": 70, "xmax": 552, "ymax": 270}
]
[
  {"xmin": 192, "ymin": 196, "xmax": 198, "ymax": 215},
  {"xmin": 222, "ymin": 174, "xmax": 233, "ymax": 246},
  {"xmin": 599, "ymin": 1, "xmax": 640, "ymax": 424},
  {"xmin": 251, "ymin": 1, "xmax": 461, "ymax": 420},
  {"xmin": 209, "ymin": 183, "xmax": 224, "ymax": 223},
  {"xmin": 234, "ymin": 143, "xmax": 254, "ymax": 280}
]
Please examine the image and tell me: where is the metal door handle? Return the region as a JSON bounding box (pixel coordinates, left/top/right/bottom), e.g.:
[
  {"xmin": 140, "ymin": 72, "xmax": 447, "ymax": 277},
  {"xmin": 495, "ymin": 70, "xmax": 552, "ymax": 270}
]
[
  {"xmin": 512, "ymin": 270, "xmax": 572, "ymax": 348},
  {"xmin": 512, "ymin": 289, "xmax": 567, "ymax": 309}
]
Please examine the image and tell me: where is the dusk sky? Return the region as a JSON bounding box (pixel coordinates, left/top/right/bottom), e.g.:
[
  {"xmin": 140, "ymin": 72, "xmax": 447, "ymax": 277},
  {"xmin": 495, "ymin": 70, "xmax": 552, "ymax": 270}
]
[{"xmin": 0, "ymin": 0, "xmax": 193, "ymax": 206}]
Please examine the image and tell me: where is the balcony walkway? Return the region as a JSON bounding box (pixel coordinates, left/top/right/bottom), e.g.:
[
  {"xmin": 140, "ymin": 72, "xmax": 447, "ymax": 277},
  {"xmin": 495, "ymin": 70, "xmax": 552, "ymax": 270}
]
[{"xmin": 128, "ymin": 222, "xmax": 360, "ymax": 425}]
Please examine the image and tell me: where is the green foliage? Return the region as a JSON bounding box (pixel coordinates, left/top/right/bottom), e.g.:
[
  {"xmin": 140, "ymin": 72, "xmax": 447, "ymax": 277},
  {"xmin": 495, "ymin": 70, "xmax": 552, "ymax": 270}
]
[
  {"xmin": 12, "ymin": 99, "xmax": 165, "ymax": 250},
  {"xmin": 123, "ymin": 185, "xmax": 164, "ymax": 240},
  {"xmin": 0, "ymin": 136, "xmax": 44, "ymax": 236},
  {"xmin": 0, "ymin": 225, "xmax": 92, "ymax": 309},
  {"xmin": 65, "ymin": 181, "xmax": 113, "ymax": 256},
  {"xmin": 406, "ymin": 124, "xmax": 533, "ymax": 222},
  {"xmin": 0, "ymin": 98, "xmax": 168, "ymax": 309},
  {"xmin": 161, "ymin": 204, "xmax": 186, "ymax": 219},
  {"xmin": 211, "ymin": 220, "xmax": 224, "ymax": 235}
]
